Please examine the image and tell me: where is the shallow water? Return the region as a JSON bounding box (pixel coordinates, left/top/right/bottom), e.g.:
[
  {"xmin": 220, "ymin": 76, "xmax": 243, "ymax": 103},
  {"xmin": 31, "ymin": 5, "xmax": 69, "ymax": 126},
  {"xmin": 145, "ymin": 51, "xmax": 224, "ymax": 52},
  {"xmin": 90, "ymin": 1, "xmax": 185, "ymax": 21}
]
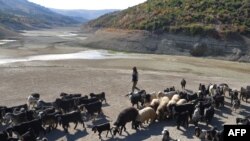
[
  {"xmin": 0, "ymin": 50, "xmax": 137, "ymax": 65},
  {"xmin": 0, "ymin": 39, "xmax": 16, "ymax": 45},
  {"xmin": 58, "ymin": 32, "xmax": 78, "ymax": 37}
]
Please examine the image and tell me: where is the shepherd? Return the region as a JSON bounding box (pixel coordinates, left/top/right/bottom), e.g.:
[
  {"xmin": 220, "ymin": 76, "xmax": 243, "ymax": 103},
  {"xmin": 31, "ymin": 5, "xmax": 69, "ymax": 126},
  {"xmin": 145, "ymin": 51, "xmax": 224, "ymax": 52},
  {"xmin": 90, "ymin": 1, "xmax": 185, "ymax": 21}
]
[
  {"xmin": 181, "ymin": 78, "xmax": 186, "ymax": 90},
  {"xmin": 132, "ymin": 66, "xmax": 140, "ymax": 93}
]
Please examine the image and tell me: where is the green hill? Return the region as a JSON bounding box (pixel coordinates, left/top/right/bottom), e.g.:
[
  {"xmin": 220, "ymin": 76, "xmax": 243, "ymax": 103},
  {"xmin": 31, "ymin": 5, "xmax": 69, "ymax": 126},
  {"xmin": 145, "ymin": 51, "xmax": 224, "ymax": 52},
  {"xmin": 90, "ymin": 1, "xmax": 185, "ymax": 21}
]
[{"xmin": 87, "ymin": 0, "xmax": 250, "ymax": 37}]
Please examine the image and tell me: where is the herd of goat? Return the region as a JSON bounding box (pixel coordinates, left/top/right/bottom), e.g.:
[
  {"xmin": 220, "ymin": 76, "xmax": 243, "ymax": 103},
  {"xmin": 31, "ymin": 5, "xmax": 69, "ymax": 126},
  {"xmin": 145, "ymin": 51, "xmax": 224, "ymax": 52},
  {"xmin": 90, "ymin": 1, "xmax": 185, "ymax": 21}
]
[{"xmin": 0, "ymin": 83, "xmax": 250, "ymax": 141}]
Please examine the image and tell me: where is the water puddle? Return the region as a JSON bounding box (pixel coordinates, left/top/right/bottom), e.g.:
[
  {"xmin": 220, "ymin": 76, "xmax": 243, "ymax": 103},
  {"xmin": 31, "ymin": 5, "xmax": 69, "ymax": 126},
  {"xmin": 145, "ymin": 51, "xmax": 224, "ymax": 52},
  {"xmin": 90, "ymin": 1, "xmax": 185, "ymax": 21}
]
[
  {"xmin": 0, "ymin": 50, "xmax": 138, "ymax": 65},
  {"xmin": 58, "ymin": 32, "xmax": 78, "ymax": 37},
  {"xmin": 0, "ymin": 40, "xmax": 16, "ymax": 45}
]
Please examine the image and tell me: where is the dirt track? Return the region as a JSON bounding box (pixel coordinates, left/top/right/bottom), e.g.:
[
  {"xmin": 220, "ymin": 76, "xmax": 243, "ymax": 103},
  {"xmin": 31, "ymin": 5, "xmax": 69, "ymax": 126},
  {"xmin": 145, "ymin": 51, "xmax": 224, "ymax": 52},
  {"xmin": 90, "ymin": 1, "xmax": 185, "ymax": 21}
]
[{"xmin": 0, "ymin": 27, "xmax": 250, "ymax": 141}]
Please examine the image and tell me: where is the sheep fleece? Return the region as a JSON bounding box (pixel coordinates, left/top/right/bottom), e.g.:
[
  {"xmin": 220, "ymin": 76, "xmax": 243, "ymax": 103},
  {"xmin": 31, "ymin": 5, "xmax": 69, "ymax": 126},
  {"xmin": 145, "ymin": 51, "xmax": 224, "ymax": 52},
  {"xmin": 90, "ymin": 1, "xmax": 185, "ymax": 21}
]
[{"xmin": 137, "ymin": 107, "xmax": 156, "ymax": 124}]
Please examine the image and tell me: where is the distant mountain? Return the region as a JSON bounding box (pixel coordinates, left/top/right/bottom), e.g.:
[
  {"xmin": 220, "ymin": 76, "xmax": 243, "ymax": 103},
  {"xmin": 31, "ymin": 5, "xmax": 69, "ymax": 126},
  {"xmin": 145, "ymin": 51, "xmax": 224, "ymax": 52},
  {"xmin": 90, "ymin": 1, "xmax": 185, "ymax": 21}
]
[
  {"xmin": 51, "ymin": 9, "xmax": 119, "ymax": 21},
  {"xmin": 0, "ymin": 0, "xmax": 80, "ymax": 38},
  {"xmin": 0, "ymin": 24, "xmax": 19, "ymax": 38},
  {"xmin": 87, "ymin": 0, "xmax": 250, "ymax": 37}
]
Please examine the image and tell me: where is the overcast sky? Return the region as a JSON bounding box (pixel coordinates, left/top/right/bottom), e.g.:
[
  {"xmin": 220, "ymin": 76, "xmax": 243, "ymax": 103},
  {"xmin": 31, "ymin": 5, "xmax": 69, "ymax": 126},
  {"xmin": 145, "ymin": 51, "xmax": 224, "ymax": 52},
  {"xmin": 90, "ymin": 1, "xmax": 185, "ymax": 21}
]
[{"xmin": 28, "ymin": 0, "xmax": 147, "ymax": 10}]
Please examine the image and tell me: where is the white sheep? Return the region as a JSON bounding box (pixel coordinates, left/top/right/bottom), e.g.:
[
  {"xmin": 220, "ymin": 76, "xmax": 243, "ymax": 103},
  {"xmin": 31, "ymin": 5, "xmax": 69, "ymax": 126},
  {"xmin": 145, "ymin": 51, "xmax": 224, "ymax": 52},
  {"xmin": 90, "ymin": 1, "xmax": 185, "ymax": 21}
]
[
  {"xmin": 171, "ymin": 94, "xmax": 180, "ymax": 102},
  {"xmin": 176, "ymin": 99, "xmax": 187, "ymax": 105},
  {"xmin": 150, "ymin": 98, "xmax": 160, "ymax": 111},
  {"xmin": 157, "ymin": 91, "xmax": 165, "ymax": 99},
  {"xmin": 156, "ymin": 97, "xmax": 170, "ymax": 119},
  {"xmin": 160, "ymin": 97, "xmax": 170, "ymax": 105},
  {"xmin": 167, "ymin": 100, "xmax": 177, "ymax": 108},
  {"xmin": 136, "ymin": 107, "xmax": 156, "ymax": 125}
]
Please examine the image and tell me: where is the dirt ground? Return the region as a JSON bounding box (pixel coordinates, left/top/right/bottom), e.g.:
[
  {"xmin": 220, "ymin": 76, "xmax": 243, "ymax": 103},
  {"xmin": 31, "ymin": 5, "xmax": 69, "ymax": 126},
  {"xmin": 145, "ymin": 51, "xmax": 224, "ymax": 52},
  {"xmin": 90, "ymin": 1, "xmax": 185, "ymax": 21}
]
[{"xmin": 0, "ymin": 27, "xmax": 250, "ymax": 141}]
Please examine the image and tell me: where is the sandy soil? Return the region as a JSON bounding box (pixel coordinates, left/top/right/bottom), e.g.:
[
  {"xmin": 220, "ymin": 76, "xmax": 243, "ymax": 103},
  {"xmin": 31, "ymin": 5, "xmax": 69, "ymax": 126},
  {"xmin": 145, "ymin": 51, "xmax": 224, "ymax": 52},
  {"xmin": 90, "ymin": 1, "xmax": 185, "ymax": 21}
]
[{"xmin": 0, "ymin": 26, "xmax": 250, "ymax": 141}]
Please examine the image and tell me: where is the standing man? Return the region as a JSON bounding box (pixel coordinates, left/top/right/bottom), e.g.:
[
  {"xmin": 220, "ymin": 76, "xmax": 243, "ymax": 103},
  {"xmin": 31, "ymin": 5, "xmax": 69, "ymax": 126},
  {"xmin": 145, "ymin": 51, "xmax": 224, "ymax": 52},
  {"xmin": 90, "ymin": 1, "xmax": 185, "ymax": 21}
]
[
  {"xmin": 132, "ymin": 66, "xmax": 140, "ymax": 93},
  {"xmin": 181, "ymin": 78, "xmax": 186, "ymax": 90}
]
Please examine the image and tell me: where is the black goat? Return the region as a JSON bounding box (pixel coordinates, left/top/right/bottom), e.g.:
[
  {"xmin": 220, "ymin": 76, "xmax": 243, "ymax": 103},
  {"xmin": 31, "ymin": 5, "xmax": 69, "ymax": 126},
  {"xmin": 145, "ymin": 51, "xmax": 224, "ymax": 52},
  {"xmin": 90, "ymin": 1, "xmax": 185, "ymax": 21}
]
[
  {"xmin": 92, "ymin": 122, "xmax": 112, "ymax": 138},
  {"xmin": 240, "ymin": 87, "xmax": 250, "ymax": 103},
  {"xmin": 232, "ymin": 98, "xmax": 240, "ymax": 112},
  {"xmin": 164, "ymin": 86, "xmax": 175, "ymax": 92},
  {"xmin": 31, "ymin": 93, "xmax": 40, "ymax": 99},
  {"xmin": 6, "ymin": 119, "xmax": 45, "ymax": 138},
  {"xmin": 213, "ymin": 95, "xmax": 224, "ymax": 108},
  {"xmin": 75, "ymin": 97, "xmax": 98, "ymax": 106},
  {"xmin": 113, "ymin": 107, "xmax": 139, "ymax": 135},
  {"xmin": 36, "ymin": 100, "xmax": 54, "ymax": 110},
  {"xmin": 57, "ymin": 111, "xmax": 85, "ymax": 133},
  {"xmin": 60, "ymin": 92, "xmax": 82, "ymax": 100},
  {"xmin": 21, "ymin": 129, "xmax": 48, "ymax": 141},
  {"xmin": 37, "ymin": 107, "xmax": 56, "ymax": 117},
  {"xmin": 204, "ymin": 106, "xmax": 215, "ymax": 126},
  {"xmin": 179, "ymin": 92, "xmax": 187, "ymax": 100},
  {"xmin": 195, "ymin": 126, "xmax": 217, "ymax": 140},
  {"xmin": 20, "ymin": 129, "xmax": 36, "ymax": 141},
  {"xmin": 162, "ymin": 128, "xmax": 170, "ymax": 141},
  {"xmin": 214, "ymin": 129, "xmax": 224, "ymax": 141},
  {"xmin": 81, "ymin": 101, "xmax": 102, "ymax": 121},
  {"xmin": 128, "ymin": 90, "xmax": 146, "ymax": 109},
  {"xmin": 90, "ymin": 92, "xmax": 107, "ymax": 103},
  {"xmin": 54, "ymin": 98, "xmax": 76, "ymax": 113},
  {"xmin": 230, "ymin": 90, "xmax": 239, "ymax": 104},
  {"xmin": 40, "ymin": 112, "xmax": 60, "ymax": 132},
  {"xmin": 0, "ymin": 133, "xmax": 19, "ymax": 141},
  {"xmin": 198, "ymin": 101, "xmax": 212, "ymax": 117},
  {"xmin": 175, "ymin": 111, "xmax": 189, "ymax": 129},
  {"xmin": 162, "ymin": 128, "xmax": 180, "ymax": 141},
  {"xmin": 187, "ymin": 93, "xmax": 198, "ymax": 102},
  {"xmin": 0, "ymin": 131, "xmax": 8, "ymax": 141},
  {"xmin": 3, "ymin": 112, "xmax": 28, "ymax": 125},
  {"xmin": 199, "ymin": 83, "xmax": 207, "ymax": 96},
  {"xmin": 236, "ymin": 117, "xmax": 250, "ymax": 125},
  {"xmin": 173, "ymin": 103, "xmax": 195, "ymax": 120},
  {"xmin": 1, "ymin": 104, "xmax": 28, "ymax": 117}
]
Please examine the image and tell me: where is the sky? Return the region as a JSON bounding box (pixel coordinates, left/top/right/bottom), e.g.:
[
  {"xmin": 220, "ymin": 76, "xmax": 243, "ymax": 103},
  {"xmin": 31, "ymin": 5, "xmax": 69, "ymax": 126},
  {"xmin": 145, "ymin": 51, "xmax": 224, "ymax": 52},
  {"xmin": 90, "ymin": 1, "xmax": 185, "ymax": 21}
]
[{"xmin": 28, "ymin": 0, "xmax": 147, "ymax": 10}]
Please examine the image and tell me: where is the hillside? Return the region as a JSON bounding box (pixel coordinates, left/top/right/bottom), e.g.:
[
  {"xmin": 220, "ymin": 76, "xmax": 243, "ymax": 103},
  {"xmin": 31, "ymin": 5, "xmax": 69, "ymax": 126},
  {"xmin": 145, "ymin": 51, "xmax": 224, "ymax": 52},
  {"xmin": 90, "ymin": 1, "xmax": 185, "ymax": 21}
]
[
  {"xmin": 0, "ymin": 24, "xmax": 19, "ymax": 38},
  {"xmin": 0, "ymin": 0, "xmax": 79, "ymax": 38},
  {"xmin": 51, "ymin": 9, "xmax": 118, "ymax": 21},
  {"xmin": 87, "ymin": 0, "xmax": 250, "ymax": 37}
]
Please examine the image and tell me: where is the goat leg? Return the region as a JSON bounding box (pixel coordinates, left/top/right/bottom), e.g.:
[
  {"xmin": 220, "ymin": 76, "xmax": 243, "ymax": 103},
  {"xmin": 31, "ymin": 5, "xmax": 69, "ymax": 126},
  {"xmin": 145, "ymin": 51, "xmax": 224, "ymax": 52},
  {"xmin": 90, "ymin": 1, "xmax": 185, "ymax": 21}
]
[
  {"xmin": 74, "ymin": 122, "xmax": 78, "ymax": 129},
  {"xmin": 82, "ymin": 122, "xmax": 86, "ymax": 130},
  {"xmin": 99, "ymin": 132, "xmax": 101, "ymax": 139},
  {"xmin": 106, "ymin": 130, "xmax": 109, "ymax": 137},
  {"xmin": 63, "ymin": 124, "xmax": 68, "ymax": 133},
  {"xmin": 109, "ymin": 128, "xmax": 113, "ymax": 137},
  {"xmin": 54, "ymin": 122, "xmax": 58, "ymax": 129},
  {"xmin": 119, "ymin": 126, "xmax": 123, "ymax": 135},
  {"xmin": 177, "ymin": 124, "xmax": 180, "ymax": 130}
]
